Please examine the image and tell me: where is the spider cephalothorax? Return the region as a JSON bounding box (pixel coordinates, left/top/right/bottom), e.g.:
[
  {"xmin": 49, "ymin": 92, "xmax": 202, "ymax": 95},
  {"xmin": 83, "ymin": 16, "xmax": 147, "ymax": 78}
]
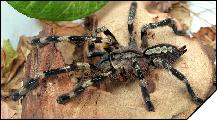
[{"xmin": 10, "ymin": 1, "xmax": 203, "ymax": 112}]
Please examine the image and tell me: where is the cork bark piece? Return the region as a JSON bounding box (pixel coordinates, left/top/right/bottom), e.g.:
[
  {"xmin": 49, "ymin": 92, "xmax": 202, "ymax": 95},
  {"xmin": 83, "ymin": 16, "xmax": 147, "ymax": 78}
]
[
  {"xmin": 22, "ymin": 1, "xmax": 214, "ymax": 119},
  {"xmin": 21, "ymin": 23, "xmax": 88, "ymax": 119}
]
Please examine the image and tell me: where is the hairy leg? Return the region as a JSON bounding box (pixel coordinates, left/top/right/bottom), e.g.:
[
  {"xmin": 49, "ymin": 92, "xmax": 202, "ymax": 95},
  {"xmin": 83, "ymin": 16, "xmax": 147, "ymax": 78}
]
[
  {"xmin": 29, "ymin": 35, "xmax": 113, "ymax": 46},
  {"xmin": 132, "ymin": 58, "xmax": 155, "ymax": 111},
  {"xmin": 128, "ymin": 1, "xmax": 137, "ymax": 35},
  {"xmin": 57, "ymin": 71, "xmax": 113, "ymax": 104},
  {"xmin": 153, "ymin": 58, "xmax": 203, "ymax": 105},
  {"xmin": 128, "ymin": 2, "xmax": 138, "ymax": 48},
  {"xmin": 141, "ymin": 18, "xmax": 186, "ymax": 49},
  {"xmin": 87, "ymin": 25, "xmax": 123, "ymax": 59},
  {"xmin": 10, "ymin": 62, "xmax": 99, "ymax": 101}
]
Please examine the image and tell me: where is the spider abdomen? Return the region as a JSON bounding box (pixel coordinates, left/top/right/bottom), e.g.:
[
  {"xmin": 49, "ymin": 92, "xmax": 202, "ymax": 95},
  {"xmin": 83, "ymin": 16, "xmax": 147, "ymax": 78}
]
[{"xmin": 144, "ymin": 44, "xmax": 185, "ymax": 63}]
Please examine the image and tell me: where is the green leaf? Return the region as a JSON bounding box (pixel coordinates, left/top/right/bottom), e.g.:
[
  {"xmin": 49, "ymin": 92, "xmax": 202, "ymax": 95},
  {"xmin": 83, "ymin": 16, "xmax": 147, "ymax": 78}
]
[
  {"xmin": 2, "ymin": 39, "xmax": 18, "ymax": 73},
  {"xmin": 7, "ymin": 1, "xmax": 108, "ymax": 21}
]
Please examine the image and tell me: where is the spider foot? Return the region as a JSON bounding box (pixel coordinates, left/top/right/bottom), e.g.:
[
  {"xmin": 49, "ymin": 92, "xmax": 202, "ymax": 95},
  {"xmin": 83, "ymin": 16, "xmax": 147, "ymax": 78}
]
[
  {"xmin": 57, "ymin": 93, "xmax": 72, "ymax": 104},
  {"xmin": 145, "ymin": 101, "xmax": 155, "ymax": 112},
  {"xmin": 193, "ymin": 97, "xmax": 204, "ymax": 105},
  {"xmin": 10, "ymin": 91, "xmax": 22, "ymax": 101}
]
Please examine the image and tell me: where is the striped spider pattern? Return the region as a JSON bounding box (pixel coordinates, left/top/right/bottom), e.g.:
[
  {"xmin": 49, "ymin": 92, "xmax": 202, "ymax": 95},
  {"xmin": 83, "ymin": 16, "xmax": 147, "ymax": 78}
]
[{"xmin": 10, "ymin": 2, "xmax": 203, "ymax": 112}]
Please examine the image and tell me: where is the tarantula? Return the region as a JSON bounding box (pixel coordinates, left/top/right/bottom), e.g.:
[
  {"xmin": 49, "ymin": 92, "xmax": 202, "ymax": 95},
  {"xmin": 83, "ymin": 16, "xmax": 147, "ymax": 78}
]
[{"xmin": 10, "ymin": 2, "xmax": 203, "ymax": 112}]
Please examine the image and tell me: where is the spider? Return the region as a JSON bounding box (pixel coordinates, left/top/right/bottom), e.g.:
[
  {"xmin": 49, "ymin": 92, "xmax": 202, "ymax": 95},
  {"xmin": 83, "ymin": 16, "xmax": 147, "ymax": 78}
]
[{"xmin": 10, "ymin": 2, "xmax": 203, "ymax": 112}]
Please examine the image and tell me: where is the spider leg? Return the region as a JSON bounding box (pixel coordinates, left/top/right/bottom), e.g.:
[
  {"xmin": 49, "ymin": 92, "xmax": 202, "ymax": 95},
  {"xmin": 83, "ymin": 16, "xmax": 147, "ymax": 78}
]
[
  {"xmin": 152, "ymin": 58, "xmax": 204, "ymax": 105},
  {"xmin": 10, "ymin": 78, "xmax": 39, "ymax": 101},
  {"xmin": 128, "ymin": 2, "xmax": 138, "ymax": 48},
  {"xmin": 29, "ymin": 35, "xmax": 113, "ymax": 46},
  {"xmin": 128, "ymin": 1, "xmax": 137, "ymax": 35},
  {"xmin": 87, "ymin": 25, "xmax": 122, "ymax": 58},
  {"xmin": 10, "ymin": 62, "xmax": 99, "ymax": 101},
  {"xmin": 87, "ymin": 43, "xmax": 116, "ymax": 72},
  {"xmin": 93, "ymin": 25, "xmax": 121, "ymax": 49},
  {"xmin": 132, "ymin": 58, "xmax": 155, "ymax": 112},
  {"xmin": 87, "ymin": 42, "xmax": 107, "ymax": 58},
  {"xmin": 57, "ymin": 71, "xmax": 113, "ymax": 104},
  {"xmin": 120, "ymin": 67, "xmax": 128, "ymax": 81},
  {"xmin": 128, "ymin": 4, "xmax": 153, "ymax": 110},
  {"xmin": 94, "ymin": 26, "xmax": 117, "ymax": 43},
  {"xmin": 84, "ymin": 22, "xmax": 123, "ymax": 67},
  {"xmin": 141, "ymin": 18, "xmax": 186, "ymax": 49},
  {"xmin": 87, "ymin": 51, "xmax": 107, "ymax": 58}
]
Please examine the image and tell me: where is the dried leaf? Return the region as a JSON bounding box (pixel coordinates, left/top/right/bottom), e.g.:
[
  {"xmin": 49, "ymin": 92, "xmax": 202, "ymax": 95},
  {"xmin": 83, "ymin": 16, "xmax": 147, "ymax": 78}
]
[
  {"xmin": 1, "ymin": 38, "xmax": 29, "ymax": 84},
  {"xmin": 1, "ymin": 39, "xmax": 18, "ymax": 84},
  {"xmin": 193, "ymin": 26, "xmax": 216, "ymax": 80},
  {"xmin": 6, "ymin": 57, "xmax": 25, "ymax": 83},
  {"xmin": 1, "ymin": 38, "xmax": 27, "ymax": 119},
  {"xmin": 3, "ymin": 36, "xmax": 32, "ymax": 82},
  {"xmin": 17, "ymin": 36, "xmax": 33, "ymax": 60},
  {"xmin": 168, "ymin": 2, "xmax": 192, "ymax": 31},
  {"xmin": 1, "ymin": 101, "xmax": 16, "ymax": 119},
  {"xmin": 4, "ymin": 36, "xmax": 32, "ymax": 82},
  {"xmin": 145, "ymin": 2, "xmax": 191, "ymax": 31},
  {"xmin": 2, "ymin": 39, "xmax": 18, "ymax": 73},
  {"xmin": 1, "ymin": 49, "xmax": 6, "ymax": 80},
  {"xmin": 193, "ymin": 26, "xmax": 216, "ymax": 49},
  {"xmin": 145, "ymin": 1, "xmax": 179, "ymax": 13},
  {"xmin": 1, "ymin": 67, "xmax": 24, "ymax": 119},
  {"xmin": 1, "ymin": 49, "xmax": 6, "ymax": 69}
]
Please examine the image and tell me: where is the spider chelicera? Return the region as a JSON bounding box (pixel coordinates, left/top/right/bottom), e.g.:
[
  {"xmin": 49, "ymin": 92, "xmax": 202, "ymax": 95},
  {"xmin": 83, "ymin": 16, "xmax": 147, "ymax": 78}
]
[{"xmin": 10, "ymin": 2, "xmax": 203, "ymax": 112}]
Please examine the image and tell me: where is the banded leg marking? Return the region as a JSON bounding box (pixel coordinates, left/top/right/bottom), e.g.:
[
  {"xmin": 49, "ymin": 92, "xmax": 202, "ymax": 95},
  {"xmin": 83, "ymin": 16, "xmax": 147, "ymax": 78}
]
[
  {"xmin": 30, "ymin": 35, "xmax": 112, "ymax": 46},
  {"xmin": 141, "ymin": 18, "xmax": 186, "ymax": 48},
  {"xmin": 10, "ymin": 63, "xmax": 99, "ymax": 101},
  {"xmin": 57, "ymin": 71, "xmax": 112, "ymax": 104},
  {"xmin": 10, "ymin": 78, "xmax": 39, "ymax": 101},
  {"xmin": 87, "ymin": 25, "xmax": 121, "ymax": 58},
  {"xmin": 128, "ymin": 1, "xmax": 137, "ymax": 34},
  {"xmin": 132, "ymin": 58, "xmax": 155, "ymax": 111},
  {"xmin": 128, "ymin": 2, "xmax": 138, "ymax": 48},
  {"xmin": 87, "ymin": 42, "xmax": 107, "ymax": 58},
  {"xmin": 153, "ymin": 58, "xmax": 204, "ymax": 105},
  {"xmin": 94, "ymin": 26, "xmax": 120, "ymax": 49}
]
